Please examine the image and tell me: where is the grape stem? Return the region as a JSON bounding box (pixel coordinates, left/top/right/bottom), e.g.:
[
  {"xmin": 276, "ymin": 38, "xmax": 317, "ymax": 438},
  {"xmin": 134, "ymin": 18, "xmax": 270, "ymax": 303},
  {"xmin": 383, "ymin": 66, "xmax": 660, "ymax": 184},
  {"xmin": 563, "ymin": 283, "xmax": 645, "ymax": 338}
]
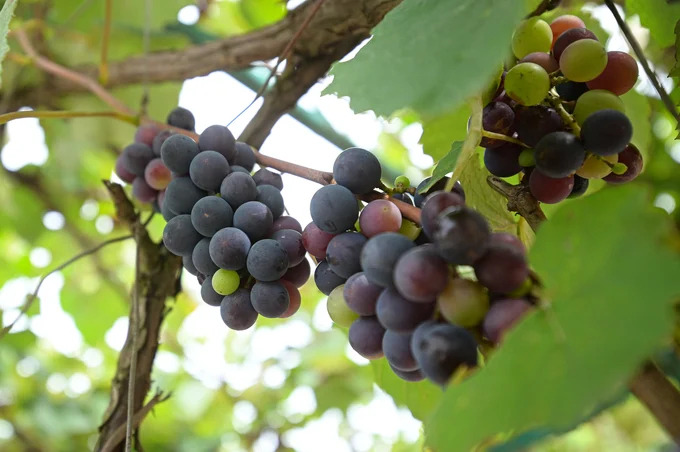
[
  {"xmin": 546, "ymin": 93, "xmax": 581, "ymax": 137},
  {"xmin": 549, "ymin": 75, "xmax": 568, "ymax": 86},
  {"xmin": 481, "ymin": 130, "xmax": 530, "ymax": 148},
  {"xmin": 0, "ymin": 109, "xmax": 137, "ymax": 126}
]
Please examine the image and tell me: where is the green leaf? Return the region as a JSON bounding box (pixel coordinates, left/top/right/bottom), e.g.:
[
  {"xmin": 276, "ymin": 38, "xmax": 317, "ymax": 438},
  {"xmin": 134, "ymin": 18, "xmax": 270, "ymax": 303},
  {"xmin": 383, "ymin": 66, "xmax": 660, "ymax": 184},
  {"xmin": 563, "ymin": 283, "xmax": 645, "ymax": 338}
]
[
  {"xmin": 418, "ymin": 142, "xmax": 463, "ymax": 193},
  {"xmin": 620, "ymin": 90, "xmax": 652, "ymax": 163},
  {"xmin": 425, "ymin": 184, "xmax": 680, "ymax": 451},
  {"xmin": 324, "ymin": 0, "xmax": 526, "ymax": 117},
  {"xmin": 626, "ymin": 0, "xmax": 680, "ymax": 48},
  {"xmin": 420, "ymin": 105, "xmax": 471, "ymax": 161},
  {"xmin": 240, "ymin": 0, "xmax": 287, "ymax": 28},
  {"xmin": 0, "ymin": 0, "xmax": 17, "ymax": 88},
  {"xmin": 672, "ymin": 20, "xmax": 680, "ymax": 77}
]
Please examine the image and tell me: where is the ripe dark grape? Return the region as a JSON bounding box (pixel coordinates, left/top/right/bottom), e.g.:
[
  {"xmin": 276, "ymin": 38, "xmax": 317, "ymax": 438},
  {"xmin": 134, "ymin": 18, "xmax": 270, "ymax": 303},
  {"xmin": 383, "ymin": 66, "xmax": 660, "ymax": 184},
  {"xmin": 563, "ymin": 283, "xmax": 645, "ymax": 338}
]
[
  {"xmin": 144, "ymin": 158, "xmax": 172, "ymax": 190},
  {"xmin": 414, "ymin": 177, "xmax": 465, "ymax": 207},
  {"xmin": 167, "ymin": 107, "xmax": 195, "ymax": 131},
  {"xmin": 587, "ymin": 51, "xmax": 639, "ymax": 96},
  {"xmin": 271, "ymin": 216, "xmax": 302, "ymax": 235},
  {"xmin": 383, "ymin": 330, "xmax": 418, "ymax": 371},
  {"xmin": 360, "ymin": 232, "xmax": 415, "ymax": 288},
  {"xmin": 256, "ymin": 184, "xmax": 285, "ymax": 219},
  {"xmin": 160, "ymin": 134, "xmax": 200, "ymax": 175},
  {"xmin": 152, "ymin": 129, "xmax": 175, "ymax": 156},
  {"xmin": 310, "ymin": 184, "xmax": 359, "ymax": 234},
  {"xmin": 191, "ymin": 196, "xmax": 233, "ymax": 237},
  {"xmin": 391, "ymin": 192, "xmax": 414, "ymax": 206},
  {"xmin": 182, "ymin": 255, "xmax": 198, "ymax": 275},
  {"xmin": 232, "ymin": 142, "xmax": 256, "ymax": 171},
  {"xmin": 552, "ymin": 28, "xmax": 598, "ymax": 62},
  {"xmin": 484, "ymin": 143, "xmax": 523, "ymax": 177},
  {"xmin": 115, "ymin": 155, "xmax": 136, "ymax": 183},
  {"xmin": 233, "ymin": 201, "xmax": 273, "ymax": 242},
  {"xmin": 302, "ymin": 222, "xmax": 336, "ymax": 259},
  {"xmin": 473, "ymin": 244, "xmax": 529, "ymax": 294},
  {"xmin": 358, "ymin": 199, "xmax": 402, "ymax": 238},
  {"xmin": 164, "ymin": 177, "xmax": 207, "ymax": 215},
  {"xmin": 483, "ymin": 298, "xmax": 533, "ymax": 343},
  {"xmin": 489, "ymin": 232, "xmax": 525, "ymax": 253},
  {"xmin": 132, "ymin": 177, "xmax": 158, "ymax": 203},
  {"xmin": 230, "ymin": 166, "xmax": 250, "ymax": 174},
  {"xmin": 480, "ymin": 101, "xmax": 515, "ymax": 148},
  {"xmin": 431, "ymin": 206, "xmax": 490, "ymax": 265},
  {"xmin": 529, "ymin": 170, "xmax": 574, "ymax": 204},
  {"xmin": 246, "ymin": 239, "xmax": 289, "ymax": 282},
  {"xmin": 411, "ymin": 322, "xmax": 478, "ymax": 386},
  {"xmin": 189, "ymin": 151, "xmax": 230, "ymax": 192},
  {"xmin": 555, "ymin": 81, "xmax": 588, "ymax": 102},
  {"xmin": 220, "ymin": 289, "xmax": 258, "ymax": 330},
  {"xmin": 251, "ymin": 281, "xmax": 290, "ymax": 318},
  {"xmin": 603, "ymin": 144, "xmax": 643, "ymax": 184},
  {"xmin": 209, "ymin": 227, "xmax": 250, "ymax": 270},
  {"xmin": 333, "ymin": 147, "xmax": 382, "ymax": 194},
  {"xmin": 348, "ymin": 316, "xmax": 385, "ymax": 360},
  {"xmin": 514, "ymin": 106, "xmax": 564, "ymax": 148},
  {"xmin": 192, "ymin": 238, "xmax": 219, "ymax": 276},
  {"xmin": 550, "ymin": 15, "xmax": 586, "ymax": 47},
  {"xmin": 282, "ymin": 259, "xmax": 311, "ymax": 288},
  {"xmin": 568, "ymin": 175, "xmax": 589, "ymax": 198},
  {"xmin": 325, "ymin": 232, "xmax": 367, "ymax": 278},
  {"xmin": 161, "ymin": 198, "xmax": 176, "ymax": 221},
  {"xmin": 279, "ymin": 280, "xmax": 302, "ymax": 318},
  {"xmin": 390, "ymin": 364, "xmax": 425, "ymax": 382},
  {"xmin": 198, "ymin": 125, "xmax": 236, "ymax": 161},
  {"xmin": 420, "ymin": 191, "xmax": 465, "ymax": 239},
  {"xmin": 201, "ymin": 275, "xmax": 224, "ymax": 306},
  {"xmin": 393, "ymin": 246, "xmax": 449, "ymax": 303},
  {"xmin": 163, "ymin": 214, "xmax": 202, "ymax": 256},
  {"xmin": 534, "ymin": 131, "xmax": 585, "ymax": 178},
  {"xmin": 343, "ymin": 272, "xmax": 382, "ymax": 316},
  {"xmin": 134, "ymin": 124, "xmax": 160, "ymax": 147},
  {"xmin": 314, "ymin": 260, "xmax": 347, "ymax": 295},
  {"xmin": 122, "ymin": 143, "xmax": 155, "ymax": 177},
  {"xmin": 580, "ymin": 109, "xmax": 633, "ymax": 156},
  {"xmin": 519, "ymin": 52, "xmax": 558, "ymax": 73},
  {"xmin": 376, "ymin": 288, "xmax": 435, "ymax": 333},
  {"xmin": 252, "ymin": 168, "xmax": 283, "ymax": 190},
  {"xmin": 220, "ymin": 172, "xmax": 258, "ymax": 210},
  {"xmin": 271, "ymin": 229, "xmax": 306, "ymax": 267}
]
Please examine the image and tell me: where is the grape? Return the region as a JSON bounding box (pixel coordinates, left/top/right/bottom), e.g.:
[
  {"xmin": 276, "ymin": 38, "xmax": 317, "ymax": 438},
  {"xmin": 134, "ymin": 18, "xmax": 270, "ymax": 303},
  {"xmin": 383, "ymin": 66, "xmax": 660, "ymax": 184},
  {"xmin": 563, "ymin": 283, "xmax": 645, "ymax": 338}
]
[
  {"xmin": 161, "ymin": 198, "xmax": 176, "ymax": 222},
  {"xmin": 473, "ymin": 243, "xmax": 529, "ymax": 293},
  {"xmin": 552, "ymin": 28, "xmax": 598, "ymax": 62},
  {"xmin": 573, "ymin": 89, "xmax": 625, "ymax": 125},
  {"xmin": 121, "ymin": 143, "xmax": 155, "ymax": 177},
  {"xmin": 358, "ymin": 199, "xmax": 402, "ymax": 238},
  {"xmin": 505, "ymin": 63, "xmax": 550, "ymax": 106},
  {"xmin": 333, "ymin": 147, "xmax": 382, "ymax": 194},
  {"xmin": 281, "ymin": 258, "xmax": 311, "ymax": 288},
  {"xmin": 390, "ymin": 364, "xmax": 425, "ymax": 382},
  {"xmin": 411, "ymin": 322, "xmax": 478, "ymax": 386},
  {"xmin": 232, "ymin": 142, "xmax": 256, "ymax": 171},
  {"xmin": 554, "ymin": 81, "xmax": 589, "ymax": 102},
  {"xmin": 270, "ymin": 216, "xmax": 302, "ymax": 235},
  {"xmin": 576, "ymin": 153, "xmax": 617, "ymax": 179},
  {"xmin": 114, "ymin": 155, "xmax": 136, "ymax": 183},
  {"xmin": 310, "ymin": 184, "xmax": 359, "ymax": 234},
  {"xmin": 191, "ymin": 196, "xmax": 233, "ymax": 237},
  {"xmin": 198, "ymin": 125, "xmax": 236, "ymax": 161},
  {"xmin": 189, "ymin": 151, "xmax": 230, "ymax": 193},
  {"xmin": 420, "ymin": 191, "xmax": 465, "ymax": 239},
  {"xmin": 152, "ymin": 129, "xmax": 175, "ymax": 156},
  {"xmin": 393, "ymin": 246, "xmax": 449, "ymax": 303},
  {"xmin": 519, "ymin": 149, "xmax": 536, "ymax": 167},
  {"xmin": 437, "ymin": 278, "xmax": 489, "ymax": 327},
  {"xmin": 559, "ymin": 39, "xmax": 608, "ymax": 82},
  {"xmin": 251, "ymin": 281, "xmax": 290, "ymax": 318},
  {"xmin": 164, "ymin": 177, "xmax": 206, "ymax": 215},
  {"xmin": 132, "ymin": 177, "xmax": 158, "ymax": 203},
  {"xmin": 325, "ymin": 232, "xmax": 367, "ymax": 278},
  {"xmin": 489, "ymin": 232, "xmax": 525, "ymax": 254},
  {"xmin": 163, "ymin": 214, "xmax": 202, "ymax": 256},
  {"xmin": 192, "ymin": 237, "xmax": 219, "ymax": 276},
  {"xmin": 233, "ymin": 201, "xmax": 273, "ymax": 242},
  {"xmin": 220, "ymin": 172, "xmax": 258, "ymax": 210},
  {"xmin": 568, "ymin": 175, "xmax": 589, "ymax": 198},
  {"xmin": 183, "ymin": 255, "xmax": 198, "ymax": 275},
  {"xmin": 256, "ymin": 184, "xmax": 284, "ymax": 219},
  {"xmin": 480, "ymin": 102, "xmax": 515, "ymax": 148},
  {"xmin": 534, "ymin": 131, "xmax": 586, "ymax": 178},
  {"xmin": 301, "ymin": 222, "xmax": 336, "ymax": 259},
  {"xmin": 209, "ymin": 227, "xmax": 250, "ymax": 270},
  {"xmin": 201, "ymin": 275, "xmax": 223, "ymax": 306},
  {"xmin": 314, "ymin": 261, "xmax": 347, "ymax": 295},
  {"xmin": 580, "ymin": 109, "xmax": 633, "ymax": 156},
  {"xmin": 252, "ymin": 169, "xmax": 283, "ymax": 190},
  {"xmin": 212, "ymin": 269, "xmax": 240, "ymax": 296},
  {"xmin": 383, "ymin": 330, "xmax": 418, "ymax": 371},
  {"xmin": 484, "ymin": 144, "xmax": 523, "ymax": 178},
  {"xmin": 144, "ymin": 158, "xmax": 172, "ymax": 190},
  {"xmin": 376, "ymin": 288, "xmax": 435, "ymax": 333},
  {"xmin": 348, "ymin": 316, "xmax": 385, "ymax": 360},
  {"xmin": 134, "ymin": 124, "xmax": 160, "ymax": 147},
  {"xmin": 395, "ymin": 175, "xmax": 410, "ymax": 189},
  {"xmin": 271, "ymin": 229, "xmax": 306, "ymax": 267},
  {"xmin": 511, "ymin": 18, "xmax": 552, "ymax": 59},
  {"xmin": 160, "ymin": 134, "xmax": 200, "ymax": 175},
  {"xmin": 529, "ymin": 170, "xmax": 574, "ymax": 204},
  {"xmin": 360, "ymin": 232, "xmax": 415, "ymax": 288},
  {"xmin": 398, "ymin": 219, "xmax": 421, "ymax": 241},
  {"xmin": 230, "ymin": 166, "xmax": 250, "ymax": 174},
  {"xmin": 414, "ymin": 177, "xmax": 465, "ymax": 207},
  {"xmin": 549, "ymin": 15, "xmax": 586, "ymax": 47},
  {"xmin": 391, "ymin": 192, "xmax": 414, "ymax": 206},
  {"xmin": 279, "ymin": 280, "xmax": 302, "ymax": 318},
  {"xmin": 483, "ymin": 298, "xmax": 533, "ymax": 343},
  {"xmin": 220, "ymin": 288, "xmax": 258, "ymax": 330},
  {"xmin": 603, "ymin": 144, "xmax": 643, "ymax": 184},
  {"xmin": 514, "ymin": 106, "xmax": 564, "ymax": 148},
  {"xmin": 197, "ymin": 273, "xmax": 206, "ymax": 285},
  {"xmin": 586, "ymin": 51, "xmax": 639, "ymax": 95},
  {"xmin": 343, "ymin": 272, "xmax": 382, "ymax": 316},
  {"xmin": 327, "ymin": 284, "xmax": 359, "ymax": 327},
  {"xmin": 166, "ymin": 107, "xmax": 195, "ymax": 131},
  {"xmin": 519, "ymin": 52, "xmax": 558, "ymax": 73},
  {"xmin": 431, "ymin": 206, "xmax": 490, "ymax": 265},
  {"xmin": 246, "ymin": 239, "xmax": 289, "ymax": 282}
]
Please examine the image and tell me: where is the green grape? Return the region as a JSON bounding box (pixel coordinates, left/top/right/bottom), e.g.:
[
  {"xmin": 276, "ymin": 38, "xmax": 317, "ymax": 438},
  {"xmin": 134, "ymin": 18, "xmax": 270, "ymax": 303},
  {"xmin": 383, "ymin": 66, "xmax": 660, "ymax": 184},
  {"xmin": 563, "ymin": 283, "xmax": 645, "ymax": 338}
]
[
  {"xmin": 395, "ymin": 175, "xmax": 410, "ymax": 189},
  {"xmin": 573, "ymin": 89, "xmax": 625, "ymax": 124},
  {"xmin": 398, "ymin": 219, "xmax": 421, "ymax": 241},
  {"xmin": 212, "ymin": 269, "xmax": 240, "ymax": 296},
  {"xmin": 519, "ymin": 149, "xmax": 536, "ymax": 167},
  {"xmin": 505, "ymin": 63, "xmax": 550, "ymax": 106},
  {"xmin": 327, "ymin": 284, "xmax": 359, "ymax": 327},
  {"xmin": 437, "ymin": 278, "xmax": 489, "ymax": 327},
  {"xmin": 511, "ymin": 18, "xmax": 553, "ymax": 59},
  {"xmin": 559, "ymin": 39, "xmax": 608, "ymax": 83},
  {"xmin": 576, "ymin": 154, "xmax": 617, "ymax": 179}
]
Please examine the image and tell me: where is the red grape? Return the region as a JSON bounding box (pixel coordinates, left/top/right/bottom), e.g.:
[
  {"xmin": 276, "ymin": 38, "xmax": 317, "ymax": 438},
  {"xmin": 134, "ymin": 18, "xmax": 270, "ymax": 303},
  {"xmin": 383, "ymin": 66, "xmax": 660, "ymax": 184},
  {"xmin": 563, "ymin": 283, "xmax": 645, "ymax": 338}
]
[
  {"xmin": 115, "ymin": 155, "xmax": 136, "ymax": 183},
  {"xmin": 552, "ymin": 28, "xmax": 598, "ymax": 62},
  {"xmin": 483, "ymin": 298, "xmax": 533, "ymax": 344},
  {"xmin": 549, "ymin": 15, "xmax": 586, "ymax": 47},
  {"xmin": 134, "ymin": 124, "xmax": 160, "ymax": 147},
  {"xmin": 132, "ymin": 177, "xmax": 158, "ymax": 203},
  {"xmin": 519, "ymin": 52, "xmax": 559, "ymax": 73},
  {"xmin": 279, "ymin": 280, "xmax": 301, "ymax": 318},
  {"xmin": 359, "ymin": 199, "xmax": 402, "ymax": 238},
  {"xmin": 302, "ymin": 222, "xmax": 336, "ymax": 259},
  {"xmin": 603, "ymin": 144, "xmax": 643, "ymax": 184},
  {"xmin": 586, "ymin": 51, "xmax": 639, "ymax": 96},
  {"xmin": 529, "ymin": 170, "xmax": 574, "ymax": 204},
  {"xmin": 420, "ymin": 191, "xmax": 465, "ymax": 239},
  {"xmin": 144, "ymin": 158, "xmax": 172, "ymax": 190}
]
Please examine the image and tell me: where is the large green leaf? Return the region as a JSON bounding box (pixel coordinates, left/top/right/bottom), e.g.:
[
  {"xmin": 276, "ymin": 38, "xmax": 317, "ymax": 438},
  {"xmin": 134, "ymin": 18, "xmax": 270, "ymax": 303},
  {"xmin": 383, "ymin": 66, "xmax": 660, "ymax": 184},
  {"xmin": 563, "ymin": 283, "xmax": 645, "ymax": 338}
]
[
  {"xmin": 425, "ymin": 184, "xmax": 680, "ymax": 451},
  {"xmin": 620, "ymin": 90, "xmax": 652, "ymax": 162},
  {"xmin": 0, "ymin": 0, "xmax": 17, "ymax": 87},
  {"xmin": 418, "ymin": 141, "xmax": 463, "ymax": 193},
  {"xmin": 420, "ymin": 105, "xmax": 471, "ymax": 161},
  {"xmin": 626, "ymin": 0, "xmax": 680, "ymax": 48},
  {"xmin": 324, "ymin": 0, "xmax": 525, "ymax": 117}
]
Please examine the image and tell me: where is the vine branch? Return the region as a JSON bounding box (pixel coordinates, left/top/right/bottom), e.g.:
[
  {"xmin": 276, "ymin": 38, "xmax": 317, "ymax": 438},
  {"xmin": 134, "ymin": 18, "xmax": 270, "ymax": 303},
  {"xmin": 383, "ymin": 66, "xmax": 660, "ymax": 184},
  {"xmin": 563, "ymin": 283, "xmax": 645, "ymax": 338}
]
[
  {"xmin": 0, "ymin": 110, "xmax": 137, "ymax": 126},
  {"xmin": 100, "ymin": 0, "xmax": 113, "ymax": 85}
]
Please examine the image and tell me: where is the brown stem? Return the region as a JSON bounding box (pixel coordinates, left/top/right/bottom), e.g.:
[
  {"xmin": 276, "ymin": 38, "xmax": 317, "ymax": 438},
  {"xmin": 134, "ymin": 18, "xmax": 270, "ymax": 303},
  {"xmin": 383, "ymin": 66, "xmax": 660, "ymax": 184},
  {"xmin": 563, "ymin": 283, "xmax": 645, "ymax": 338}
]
[
  {"xmin": 100, "ymin": 0, "xmax": 113, "ymax": 85},
  {"xmin": 0, "ymin": 109, "xmax": 137, "ymax": 126},
  {"xmin": 630, "ymin": 362, "xmax": 680, "ymax": 443},
  {"xmin": 526, "ymin": 0, "xmax": 561, "ymax": 18}
]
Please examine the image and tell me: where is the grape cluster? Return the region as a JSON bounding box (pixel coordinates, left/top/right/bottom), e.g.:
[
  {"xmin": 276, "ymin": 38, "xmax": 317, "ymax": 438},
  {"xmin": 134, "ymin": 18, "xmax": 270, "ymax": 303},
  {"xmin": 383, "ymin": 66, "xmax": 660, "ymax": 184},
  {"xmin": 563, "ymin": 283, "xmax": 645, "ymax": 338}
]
[
  {"xmin": 306, "ymin": 149, "xmax": 535, "ymax": 386},
  {"xmin": 481, "ymin": 14, "xmax": 643, "ymax": 204}
]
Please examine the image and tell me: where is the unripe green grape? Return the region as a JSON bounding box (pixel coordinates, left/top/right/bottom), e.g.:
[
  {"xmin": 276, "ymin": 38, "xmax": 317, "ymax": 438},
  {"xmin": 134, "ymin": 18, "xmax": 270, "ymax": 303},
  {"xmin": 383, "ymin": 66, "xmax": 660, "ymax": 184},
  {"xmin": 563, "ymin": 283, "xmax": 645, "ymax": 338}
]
[
  {"xmin": 519, "ymin": 149, "xmax": 536, "ymax": 167},
  {"xmin": 327, "ymin": 284, "xmax": 358, "ymax": 327},
  {"xmin": 395, "ymin": 175, "xmax": 410, "ymax": 190},
  {"xmin": 505, "ymin": 63, "xmax": 550, "ymax": 106},
  {"xmin": 398, "ymin": 219, "xmax": 421, "ymax": 241},
  {"xmin": 212, "ymin": 269, "xmax": 240, "ymax": 296},
  {"xmin": 611, "ymin": 162, "xmax": 628, "ymax": 175},
  {"xmin": 573, "ymin": 89, "xmax": 625, "ymax": 124},
  {"xmin": 576, "ymin": 154, "xmax": 617, "ymax": 179},
  {"xmin": 559, "ymin": 39, "xmax": 608, "ymax": 83},
  {"xmin": 437, "ymin": 278, "xmax": 489, "ymax": 327},
  {"xmin": 511, "ymin": 18, "xmax": 553, "ymax": 59}
]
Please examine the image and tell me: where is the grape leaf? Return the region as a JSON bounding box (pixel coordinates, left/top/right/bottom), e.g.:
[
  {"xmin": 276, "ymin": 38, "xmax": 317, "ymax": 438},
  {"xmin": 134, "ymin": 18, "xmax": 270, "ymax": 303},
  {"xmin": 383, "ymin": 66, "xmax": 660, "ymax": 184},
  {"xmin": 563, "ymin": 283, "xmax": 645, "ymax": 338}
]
[
  {"xmin": 425, "ymin": 185, "xmax": 680, "ymax": 451},
  {"xmin": 672, "ymin": 20, "xmax": 680, "ymax": 77},
  {"xmin": 626, "ymin": 0, "xmax": 680, "ymax": 48},
  {"xmin": 0, "ymin": 0, "xmax": 17, "ymax": 88},
  {"xmin": 420, "ymin": 105, "xmax": 471, "ymax": 161},
  {"xmin": 418, "ymin": 142, "xmax": 463, "ymax": 193},
  {"xmin": 324, "ymin": 0, "xmax": 526, "ymax": 117},
  {"xmin": 620, "ymin": 90, "xmax": 652, "ymax": 162}
]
